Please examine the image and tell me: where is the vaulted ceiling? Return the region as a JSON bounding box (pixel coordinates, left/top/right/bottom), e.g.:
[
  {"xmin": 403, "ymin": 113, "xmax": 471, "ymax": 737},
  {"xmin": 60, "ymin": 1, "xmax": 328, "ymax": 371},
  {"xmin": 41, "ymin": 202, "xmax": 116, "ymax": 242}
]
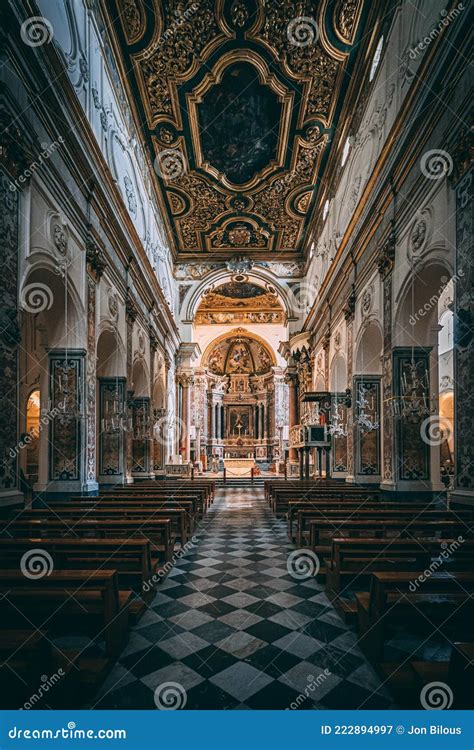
[{"xmin": 106, "ymin": 0, "xmax": 378, "ymax": 259}]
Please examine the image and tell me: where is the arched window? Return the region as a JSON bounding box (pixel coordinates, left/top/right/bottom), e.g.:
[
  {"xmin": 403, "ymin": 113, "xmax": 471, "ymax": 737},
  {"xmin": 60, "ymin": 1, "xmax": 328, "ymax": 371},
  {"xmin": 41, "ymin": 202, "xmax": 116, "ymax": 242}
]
[{"xmin": 369, "ymin": 36, "xmax": 384, "ymax": 82}]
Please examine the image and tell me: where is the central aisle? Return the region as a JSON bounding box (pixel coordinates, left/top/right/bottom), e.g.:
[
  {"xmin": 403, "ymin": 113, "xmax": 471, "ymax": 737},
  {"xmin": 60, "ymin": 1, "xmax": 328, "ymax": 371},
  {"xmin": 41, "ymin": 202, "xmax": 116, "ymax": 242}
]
[{"xmin": 95, "ymin": 486, "xmax": 392, "ymax": 710}]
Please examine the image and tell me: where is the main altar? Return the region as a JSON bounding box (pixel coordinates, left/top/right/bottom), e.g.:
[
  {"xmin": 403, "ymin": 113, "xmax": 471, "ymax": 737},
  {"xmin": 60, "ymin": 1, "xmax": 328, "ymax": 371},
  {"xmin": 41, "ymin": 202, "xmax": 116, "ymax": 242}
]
[
  {"xmin": 191, "ymin": 329, "xmax": 287, "ymax": 467},
  {"xmin": 223, "ymin": 457, "xmax": 256, "ymax": 477}
]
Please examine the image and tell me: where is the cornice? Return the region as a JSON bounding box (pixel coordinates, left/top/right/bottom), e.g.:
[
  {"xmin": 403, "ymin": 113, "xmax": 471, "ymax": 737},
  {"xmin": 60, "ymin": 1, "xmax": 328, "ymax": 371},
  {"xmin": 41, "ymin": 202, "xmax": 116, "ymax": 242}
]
[
  {"xmin": 4, "ymin": 1, "xmax": 179, "ymax": 345},
  {"xmin": 304, "ymin": 6, "xmax": 470, "ymax": 331}
]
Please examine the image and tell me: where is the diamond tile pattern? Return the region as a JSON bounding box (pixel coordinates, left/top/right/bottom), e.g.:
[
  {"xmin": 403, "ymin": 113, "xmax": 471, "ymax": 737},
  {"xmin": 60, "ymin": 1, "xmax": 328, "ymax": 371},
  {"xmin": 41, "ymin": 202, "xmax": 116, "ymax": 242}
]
[{"xmin": 92, "ymin": 487, "xmax": 391, "ymax": 710}]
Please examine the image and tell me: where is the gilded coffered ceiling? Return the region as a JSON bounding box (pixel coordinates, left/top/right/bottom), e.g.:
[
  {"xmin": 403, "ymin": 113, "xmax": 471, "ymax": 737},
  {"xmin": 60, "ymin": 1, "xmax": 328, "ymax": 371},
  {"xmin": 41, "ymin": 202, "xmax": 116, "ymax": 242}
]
[{"xmin": 106, "ymin": 0, "xmax": 372, "ymax": 258}]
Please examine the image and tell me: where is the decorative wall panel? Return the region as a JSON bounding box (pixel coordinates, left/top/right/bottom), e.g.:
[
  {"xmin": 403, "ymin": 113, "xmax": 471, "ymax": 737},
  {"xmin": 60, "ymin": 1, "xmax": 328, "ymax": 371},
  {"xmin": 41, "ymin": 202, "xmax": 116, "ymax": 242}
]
[
  {"xmin": 99, "ymin": 378, "xmax": 126, "ymax": 476},
  {"xmin": 394, "ymin": 349, "xmax": 431, "ymax": 482},
  {"xmin": 354, "ymin": 376, "xmax": 381, "ymax": 476},
  {"xmin": 49, "ymin": 351, "xmax": 84, "ymax": 481}
]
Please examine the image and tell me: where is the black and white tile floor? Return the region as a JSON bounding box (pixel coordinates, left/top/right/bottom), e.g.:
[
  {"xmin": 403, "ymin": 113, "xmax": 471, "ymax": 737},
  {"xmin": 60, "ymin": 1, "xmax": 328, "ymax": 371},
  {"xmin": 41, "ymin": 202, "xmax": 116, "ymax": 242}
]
[{"xmin": 93, "ymin": 487, "xmax": 394, "ymax": 710}]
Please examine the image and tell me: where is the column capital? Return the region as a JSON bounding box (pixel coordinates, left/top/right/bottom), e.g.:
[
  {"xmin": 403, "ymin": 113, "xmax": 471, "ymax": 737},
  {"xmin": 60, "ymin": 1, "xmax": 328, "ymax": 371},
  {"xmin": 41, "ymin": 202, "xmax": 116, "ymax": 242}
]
[
  {"xmin": 86, "ymin": 230, "xmax": 107, "ymax": 281},
  {"xmin": 125, "ymin": 288, "xmax": 139, "ymax": 322},
  {"xmin": 177, "ymin": 371, "xmax": 193, "ymax": 387},
  {"xmin": 377, "ymin": 221, "xmax": 396, "ymax": 279},
  {"xmin": 284, "ymin": 370, "xmax": 298, "ymax": 387}
]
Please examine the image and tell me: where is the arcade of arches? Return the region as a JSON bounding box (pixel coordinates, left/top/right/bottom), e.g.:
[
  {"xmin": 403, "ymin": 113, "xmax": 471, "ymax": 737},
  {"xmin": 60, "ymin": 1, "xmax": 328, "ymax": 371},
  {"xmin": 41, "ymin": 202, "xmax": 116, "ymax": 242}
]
[{"xmin": 0, "ymin": 0, "xmax": 472, "ymax": 714}]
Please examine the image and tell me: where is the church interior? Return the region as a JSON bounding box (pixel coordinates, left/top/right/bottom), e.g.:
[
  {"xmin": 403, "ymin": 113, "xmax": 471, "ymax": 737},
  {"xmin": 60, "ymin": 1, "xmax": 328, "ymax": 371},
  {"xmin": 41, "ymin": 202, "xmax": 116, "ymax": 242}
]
[{"xmin": 0, "ymin": 0, "xmax": 472, "ymax": 712}]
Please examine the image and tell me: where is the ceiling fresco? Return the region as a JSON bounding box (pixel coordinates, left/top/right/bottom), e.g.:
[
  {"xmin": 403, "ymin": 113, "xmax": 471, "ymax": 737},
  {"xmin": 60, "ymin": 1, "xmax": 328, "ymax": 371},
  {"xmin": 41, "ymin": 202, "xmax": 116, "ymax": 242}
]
[
  {"xmin": 204, "ymin": 330, "xmax": 275, "ymax": 374},
  {"xmin": 107, "ymin": 0, "xmax": 370, "ymax": 258},
  {"xmin": 195, "ymin": 278, "xmax": 284, "ymax": 324}
]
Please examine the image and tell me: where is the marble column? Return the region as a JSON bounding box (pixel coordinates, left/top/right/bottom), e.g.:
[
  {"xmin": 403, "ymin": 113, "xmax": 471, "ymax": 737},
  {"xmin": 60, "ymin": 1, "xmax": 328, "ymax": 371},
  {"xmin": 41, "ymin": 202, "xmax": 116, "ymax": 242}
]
[
  {"xmin": 178, "ymin": 373, "xmax": 192, "ymax": 461},
  {"xmin": 378, "ymin": 224, "xmax": 396, "ymax": 492},
  {"xmin": 449, "ymin": 133, "xmax": 474, "ymax": 505},
  {"xmin": 85, "ymin": 235, "xmax": 106, "ymax": 492},
  {"xmin": 125, "ymin": 290, "xmax": 138, "ymax": 483},
  {"xmin": 285, "ymin": 372, "xmax": 299, "ymax": 462}
]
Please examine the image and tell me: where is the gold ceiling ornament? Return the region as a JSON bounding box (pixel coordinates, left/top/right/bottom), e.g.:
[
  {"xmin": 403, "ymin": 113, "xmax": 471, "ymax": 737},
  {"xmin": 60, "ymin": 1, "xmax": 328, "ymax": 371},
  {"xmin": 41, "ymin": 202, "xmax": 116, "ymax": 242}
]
[
  {"xmin": 120, "ymin": 0, "xmax": 146, "ymax": 44},
  {"xmin": 109, "ymin": 0, "xmax": 367, "ymax": 257}
]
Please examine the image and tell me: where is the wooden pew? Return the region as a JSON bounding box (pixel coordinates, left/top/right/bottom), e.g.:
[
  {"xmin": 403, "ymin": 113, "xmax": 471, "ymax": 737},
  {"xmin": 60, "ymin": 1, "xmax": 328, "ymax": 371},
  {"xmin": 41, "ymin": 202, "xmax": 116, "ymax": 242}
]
[
  {"xmin": 289, "ymin": 502, "xmax": 454, "ymax": 545},
  {"xmin": 0, "ymin": 537, "xmax": 154, "ymax": 598},
  {"xmin": 0, "ymin": 569, "xmax": 131, "ymax": 656},
  {"xmin": 0, "ymin": 629, "xmax": 85, "ymax": 709},
  {"xmin": 269, "ymin": 486, "xmax": 381, "ymax": 516},
  {"xmin": 380, "ymin": 641, "xmax": 474, "ymax": 709},
  {"xmin": 3, "ymin": 517, "xmax": 173, "ymax": 563},
  {"xmin": 325, "ymin": 538, "xmax": 432, "ymax": 602},
  {"xmin": 23, "ymin": 505, "xmax": 190, "ymax": 547},
  {"xmin": 356, "ymin": 571, "xmax": 474, "ymax": 663},
  {"xmin": 97, "ymin": 490, "xmax": 207, "ymax": 517},
  {"xmin": 309, "ymin": 518, "xmax": 473, "ymax": 552}
]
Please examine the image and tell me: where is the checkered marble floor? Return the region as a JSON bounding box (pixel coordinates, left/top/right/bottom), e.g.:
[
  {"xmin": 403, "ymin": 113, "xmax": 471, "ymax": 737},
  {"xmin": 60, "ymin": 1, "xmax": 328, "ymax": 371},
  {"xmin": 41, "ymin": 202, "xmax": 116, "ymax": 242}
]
[{"xmin": 93, "ymin": 487, "xmax": 394, "ymax": 710}]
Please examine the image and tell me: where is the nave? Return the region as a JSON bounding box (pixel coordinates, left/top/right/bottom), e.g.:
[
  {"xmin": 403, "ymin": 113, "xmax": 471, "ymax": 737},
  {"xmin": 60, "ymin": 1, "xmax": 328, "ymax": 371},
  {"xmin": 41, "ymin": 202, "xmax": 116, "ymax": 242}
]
[
  {"xmin": 94, "ymin": 485, "xmax": 392, "ymax": 711},
  {"xmin": 0, "ymin": 477, "xmax": 473, "ymax": 711}
]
